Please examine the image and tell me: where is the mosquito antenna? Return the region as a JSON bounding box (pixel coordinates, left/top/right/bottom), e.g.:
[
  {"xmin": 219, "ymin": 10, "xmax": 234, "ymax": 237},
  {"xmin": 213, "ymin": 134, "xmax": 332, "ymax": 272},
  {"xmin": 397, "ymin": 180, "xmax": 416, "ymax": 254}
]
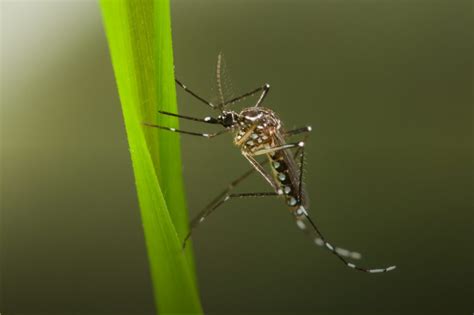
[{"xmin": 216, "ymin": 52, "xmax": 225, "ymax": 108}]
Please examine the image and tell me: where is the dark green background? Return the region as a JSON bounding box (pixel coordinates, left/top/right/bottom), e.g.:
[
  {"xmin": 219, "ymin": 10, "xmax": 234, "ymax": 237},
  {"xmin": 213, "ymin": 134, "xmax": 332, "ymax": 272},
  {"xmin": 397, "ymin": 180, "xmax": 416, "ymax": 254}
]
[{"xmin": 1, "ymin": 0, "xmax": 472, "ymax": 314}]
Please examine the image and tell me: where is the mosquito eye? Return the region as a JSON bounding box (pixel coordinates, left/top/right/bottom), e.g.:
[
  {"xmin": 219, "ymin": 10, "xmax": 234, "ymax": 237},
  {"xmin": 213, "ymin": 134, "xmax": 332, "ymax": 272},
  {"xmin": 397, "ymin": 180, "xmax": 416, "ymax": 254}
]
[{"xmin": 223, "ymin": 114, "xmax": 234, "ymax": 126}]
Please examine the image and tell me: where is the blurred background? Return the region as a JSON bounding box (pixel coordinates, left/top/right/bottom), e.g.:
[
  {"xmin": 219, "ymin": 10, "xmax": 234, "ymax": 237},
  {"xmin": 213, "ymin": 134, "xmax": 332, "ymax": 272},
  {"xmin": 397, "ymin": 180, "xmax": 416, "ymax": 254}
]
[{"xmin": 1, "ymin": 0, "xmax": 472, "ymax": 314}]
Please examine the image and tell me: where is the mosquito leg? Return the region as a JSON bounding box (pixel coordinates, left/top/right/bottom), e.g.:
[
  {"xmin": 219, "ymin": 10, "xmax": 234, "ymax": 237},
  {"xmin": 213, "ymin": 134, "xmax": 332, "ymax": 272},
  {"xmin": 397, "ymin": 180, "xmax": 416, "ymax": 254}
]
[
  {"xmin": 252, "ymin": 141, "xmax": 305, "ymax": 156},
  {"xmin": 175, "ymin": 78, "xmax": 217, "ymax": 109},
  {"xmin": 220, "ymin": 83, "xmax": 270, "ymax": 108},
  {"xmin": 158, "ymin": 110, "xmax": 219, "ymax": 124},
  {"xmin": 294, "ymin": 146, "xmax": 396, "ymax": 273},
  {"xmin": 254, "ymin": 84, "xmax": 271, "ymax": 107},
  {"xmin": 143, "ymin": 122, "xmax": 229, "ymax": 138},
  {"xmin": 302, "ymin": 214, "xmax": 396, "ymax": 273},
  {"xmin": 243, "ymin": 153, "xmax": 279, "ymax": 191},
  {"xmin": 284, "ymin": 126, "xmax": 312, "ymax": 137},
  {"xmin": 295, "ymin": 218, "xmax": 362, "ymax": 259},
  {"xmin": 183, "ymin": 191, "xmax": 280, "ymax": 248},
  {"xmin": 183, "ymin": 158, "xmax": 270, "ymax": 248},
  {"xmin": 292, "ymin": 145, "xmax": 361, "ymax": 260}
]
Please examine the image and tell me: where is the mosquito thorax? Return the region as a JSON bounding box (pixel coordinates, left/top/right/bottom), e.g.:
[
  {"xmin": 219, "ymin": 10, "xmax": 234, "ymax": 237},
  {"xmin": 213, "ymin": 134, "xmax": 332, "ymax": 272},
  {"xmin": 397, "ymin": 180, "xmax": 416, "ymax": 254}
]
[
  {"xmin": 233, "ymin": 107, "xmax": 282, "ymax": 150},
  {"xmin": 239, "ymin": 107, "xmax": 281, "ymax": 129}
]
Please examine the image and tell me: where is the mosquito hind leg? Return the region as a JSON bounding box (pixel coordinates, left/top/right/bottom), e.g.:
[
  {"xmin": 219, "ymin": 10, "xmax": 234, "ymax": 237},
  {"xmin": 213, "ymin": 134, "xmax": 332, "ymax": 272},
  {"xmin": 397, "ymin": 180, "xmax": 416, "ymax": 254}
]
[
  {"xmin": 295, "ymin": 145, "xmax": 396, "ymax": 273},
  {"xmin": 295, "ymin": 218, "xmax": 362, "ymax": 260}
]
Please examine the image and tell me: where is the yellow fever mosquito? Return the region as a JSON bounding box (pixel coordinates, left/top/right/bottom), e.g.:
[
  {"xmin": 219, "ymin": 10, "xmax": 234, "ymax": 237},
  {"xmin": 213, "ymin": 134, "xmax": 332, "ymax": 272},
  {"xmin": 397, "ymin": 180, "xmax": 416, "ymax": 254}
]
[{"xmin": 145, "ymin": 54, "xmax": 396, "ymax": 274}]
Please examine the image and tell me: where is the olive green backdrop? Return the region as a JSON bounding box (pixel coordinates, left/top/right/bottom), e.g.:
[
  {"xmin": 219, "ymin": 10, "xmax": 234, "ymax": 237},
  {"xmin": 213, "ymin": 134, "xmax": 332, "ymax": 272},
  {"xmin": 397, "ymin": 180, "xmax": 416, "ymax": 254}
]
[{"xmin": 1, "ymin": 0, "xmax": 472, "ymax": 314}]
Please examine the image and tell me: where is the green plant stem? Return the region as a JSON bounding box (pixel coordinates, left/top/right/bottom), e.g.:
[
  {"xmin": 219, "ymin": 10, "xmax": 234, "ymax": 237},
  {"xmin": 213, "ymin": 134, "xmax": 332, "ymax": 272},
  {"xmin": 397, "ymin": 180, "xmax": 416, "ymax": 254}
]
[{"xmin": 99, "ymin": 0, "xmax": 202, "ymax": 314}]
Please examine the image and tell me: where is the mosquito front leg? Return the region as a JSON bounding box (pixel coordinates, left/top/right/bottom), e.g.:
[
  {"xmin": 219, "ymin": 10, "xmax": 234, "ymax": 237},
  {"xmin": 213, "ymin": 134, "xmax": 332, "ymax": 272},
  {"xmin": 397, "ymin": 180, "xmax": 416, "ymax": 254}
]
[
  {"xmin": 158, "ymin": 110, "xmax": 220, "ymax": 124},
  {"xmin": 144, "ymin": 122, "xmax": 229, "ymax": 138},
  {"xmin": 175, "ymin": 78, "xmax": 218, "ymax": 109},
  {"xmin": 220, "ymin": 83, "xmax": 270, "ymax": 108}
]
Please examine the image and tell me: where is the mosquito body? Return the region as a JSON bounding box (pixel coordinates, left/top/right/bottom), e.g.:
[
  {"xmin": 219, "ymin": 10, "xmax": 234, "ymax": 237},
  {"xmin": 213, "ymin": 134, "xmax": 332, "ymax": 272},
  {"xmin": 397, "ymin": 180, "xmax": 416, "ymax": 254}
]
[
  {"xmin": 232, "ymin": 107, "xmax": 306, "ymax": 213},
  {"xmin": 145, "ymin": 54, "xmax": 396, "ymax": 274}
]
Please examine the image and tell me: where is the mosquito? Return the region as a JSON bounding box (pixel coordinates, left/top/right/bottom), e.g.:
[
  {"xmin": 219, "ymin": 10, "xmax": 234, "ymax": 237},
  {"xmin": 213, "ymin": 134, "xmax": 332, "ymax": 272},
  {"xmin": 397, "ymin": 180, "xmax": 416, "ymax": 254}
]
[{"xmin": 145, "ymin": 54, "xmax": 396, "ymax": 273}]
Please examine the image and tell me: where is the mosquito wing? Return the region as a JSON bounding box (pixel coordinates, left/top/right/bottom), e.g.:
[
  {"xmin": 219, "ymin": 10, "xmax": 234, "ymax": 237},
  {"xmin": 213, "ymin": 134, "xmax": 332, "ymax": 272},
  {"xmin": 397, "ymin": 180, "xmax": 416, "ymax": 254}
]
[{"xmin": 274, "ymin": 130, "xmax": 310, "ymax": 209}]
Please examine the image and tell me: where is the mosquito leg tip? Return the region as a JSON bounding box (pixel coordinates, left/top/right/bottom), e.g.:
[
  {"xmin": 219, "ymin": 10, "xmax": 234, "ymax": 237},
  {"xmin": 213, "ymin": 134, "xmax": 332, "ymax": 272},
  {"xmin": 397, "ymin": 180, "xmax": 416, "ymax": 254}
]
[
  {"xmin": 386, "ymin": 265, "xmax": 397, "ymax": 272},
  {"xmin": 307, "ymin": 126, "xmax": 312, "ymax": 132},
  {"xmin": 265, "ymin": 83, "xmax": 270, "ymax": 88}
]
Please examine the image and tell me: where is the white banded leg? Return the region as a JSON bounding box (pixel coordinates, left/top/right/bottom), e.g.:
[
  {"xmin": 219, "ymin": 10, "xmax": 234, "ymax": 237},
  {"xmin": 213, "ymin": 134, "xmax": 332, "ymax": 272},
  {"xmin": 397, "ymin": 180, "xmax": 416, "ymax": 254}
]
[
  {"xmin": 295, "ymin": 219, "xmax": 362, "ymax": 260},
  {"xmin": 293, "ymin": 143, "xmax": 360, "ymax": 259},
  {"xmin": 295, "ymin": 143, "xmax": 395, "ymax": 273},
  {"xmin": 158, "ymin": 110, "xmax": 219, "ymax": 124},
  {"xmin": 301, "ymin": 214, "xmax": 396, "ymax": 273},
  {"xmin": 144, "ymin": 122, "xmax": 229, "ymax": 138},
  {"xmin": 220, "ymin": 83, "xmax": 270, "ymax": 108},
  {"xmin": 283, "ymin": 126, "xmax": 312, "ymax": 137},
  {"xmin": 175, "ymin": 78, "xmax": 217, "ymax": 109},
  {"xmin": 294, "ymin": 144, "xmax": 359, "ymax": 259},
  {"xmin": 252, "ymin": 141, "xmax": 305, "ymax": 156},
  {"xmin": 183, "ymin": 191, "xmax": 280, "ymax": 248}
]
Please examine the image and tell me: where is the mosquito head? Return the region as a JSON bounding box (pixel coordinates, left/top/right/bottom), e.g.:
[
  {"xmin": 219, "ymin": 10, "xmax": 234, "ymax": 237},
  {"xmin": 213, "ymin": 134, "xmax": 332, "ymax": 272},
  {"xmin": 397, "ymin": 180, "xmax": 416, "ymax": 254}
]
[{"xmin": 218, "ymin": 111, "xmax": 239, "ymax": 128}]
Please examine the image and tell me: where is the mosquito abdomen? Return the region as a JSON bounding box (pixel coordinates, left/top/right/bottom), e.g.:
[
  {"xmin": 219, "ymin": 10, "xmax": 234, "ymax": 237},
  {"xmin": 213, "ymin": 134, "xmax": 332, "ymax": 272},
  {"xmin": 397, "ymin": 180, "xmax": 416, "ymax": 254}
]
[{"xmin": 269, "ymin": 150, "xmax": 303, "ymax": 213}]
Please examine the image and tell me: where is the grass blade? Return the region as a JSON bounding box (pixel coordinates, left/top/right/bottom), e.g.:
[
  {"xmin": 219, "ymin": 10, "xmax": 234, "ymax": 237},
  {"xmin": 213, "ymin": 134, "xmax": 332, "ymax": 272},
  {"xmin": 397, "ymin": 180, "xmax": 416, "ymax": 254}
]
[{"xmin": 99, "ymin": 0, "xmax": 203, "ymax": 313}]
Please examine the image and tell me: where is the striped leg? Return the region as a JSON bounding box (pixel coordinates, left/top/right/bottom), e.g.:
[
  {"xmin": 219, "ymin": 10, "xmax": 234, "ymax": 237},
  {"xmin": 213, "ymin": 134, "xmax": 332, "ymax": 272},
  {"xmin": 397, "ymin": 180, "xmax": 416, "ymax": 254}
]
[
  {"xmin": 275, "ymin": 128, "xmax": 360, "ymax": 258},
  {"xmin": 295, "ymin": 145, "xmax": 396, "ymax": 273},
  {"xmin": 183, "ymin": 147, "xmax": 309, "ymax": 249},
  {"xmin": 143, "ymin": 122, "xmax": 229, "ymax": 138},
  {"xmin": 158, "ymin": 110, "xmax": 220, "ymax": 124},
  {"xmin": 283, "ymin": 126, "xmax": 312, "ymax": 137},
  {"xmin": 219, "ymin": 83, "xmax": 270, "ymax": 108},
  {"xmin": 183, "ymin": 191, "xmax": 280, "ymax": 248},
  {"xmin": 251, "ymin": 141, "xmax": 305, "ymax": 156},
  {"xmin": 182, "ymin": 158, "xmax": 270, "ymax": 248},
  {"xmin": 175, "ymin": 78, "xmax": 217, "ymax": 109}
]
